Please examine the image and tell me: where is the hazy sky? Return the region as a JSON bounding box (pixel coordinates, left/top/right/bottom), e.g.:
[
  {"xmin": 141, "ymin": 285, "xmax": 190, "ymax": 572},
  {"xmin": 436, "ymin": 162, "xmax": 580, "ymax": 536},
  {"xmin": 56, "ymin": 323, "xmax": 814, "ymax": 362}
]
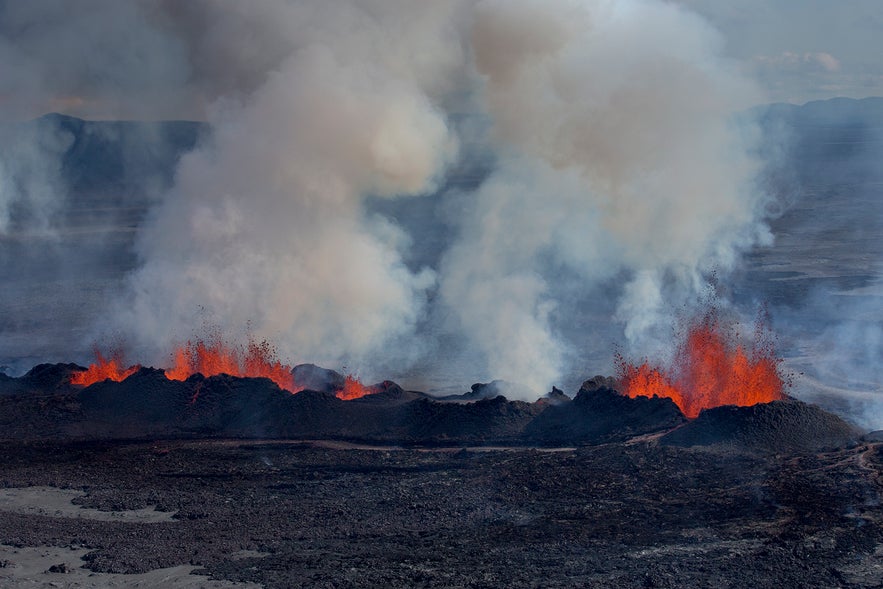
[
  {"xmin": 0, "ymin": 0, "xmax": 880, "ymax": 121},
  {"xmin": 678, "ymin": 0, "xmax": 883, "ymax": 103}
]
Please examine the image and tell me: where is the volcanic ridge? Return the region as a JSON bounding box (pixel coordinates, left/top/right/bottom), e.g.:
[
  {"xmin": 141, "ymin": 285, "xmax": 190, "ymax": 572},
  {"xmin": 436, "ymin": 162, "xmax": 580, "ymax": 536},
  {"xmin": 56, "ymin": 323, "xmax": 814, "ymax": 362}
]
[{"xmin": 0, "ymin": 361, "xmax": 864, "ymax": 453}]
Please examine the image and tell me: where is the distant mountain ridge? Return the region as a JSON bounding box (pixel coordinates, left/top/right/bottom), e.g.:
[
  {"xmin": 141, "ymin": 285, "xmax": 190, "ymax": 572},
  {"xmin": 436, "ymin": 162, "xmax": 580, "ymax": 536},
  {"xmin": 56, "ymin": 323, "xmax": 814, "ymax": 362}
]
[
  {"xmin": 7, "ymin": 96, "xmax": 879, "ymax": 203},
  {"xmin": 759, "ymin": 96, "xmax": 883, "ymax": 126},
  {"xmin": 2, "ymin": 112, "xmax": 207, "ymax": 200}
]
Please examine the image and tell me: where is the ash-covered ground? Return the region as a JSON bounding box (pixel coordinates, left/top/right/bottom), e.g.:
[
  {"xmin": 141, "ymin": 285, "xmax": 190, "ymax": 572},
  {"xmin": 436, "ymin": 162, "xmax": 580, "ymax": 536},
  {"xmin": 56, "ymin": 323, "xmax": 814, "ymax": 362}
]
[{"xmin": 0, "ymin": 438, "xmax": 882, "ymax": 588}]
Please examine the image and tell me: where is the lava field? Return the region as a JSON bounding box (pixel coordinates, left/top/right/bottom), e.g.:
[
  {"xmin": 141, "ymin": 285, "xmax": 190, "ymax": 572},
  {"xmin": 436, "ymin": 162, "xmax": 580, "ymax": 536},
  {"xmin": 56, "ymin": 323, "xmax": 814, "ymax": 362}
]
[
  {"xmin": 0, "ymin": 437, "xmax": 882, "ymax": 588},
  {"xmin": 0, "ymin": 362, "xmax": 881, "ymax": 587}
]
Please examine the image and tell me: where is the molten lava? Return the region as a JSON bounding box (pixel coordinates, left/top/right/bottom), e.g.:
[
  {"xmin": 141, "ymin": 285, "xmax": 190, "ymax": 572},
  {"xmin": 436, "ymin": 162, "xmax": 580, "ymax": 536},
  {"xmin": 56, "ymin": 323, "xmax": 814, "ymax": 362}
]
[
  {"xmin": 165, "ymin": 338, "xmax": 302, "ymax": 393},
  {"xmin": 71, "ymin": 352, "xmax": 140, "ymax": 386},
  {"xmin": 70, "ymin": 337, "xmax": 376, "ymax": 399},
  {"xmin": 336, "ymin": 375, "xmax": 374, "ymax": 400},
  {"xmin": 616, "ymin": 312, "xmax": 785, "ymax": 418}
]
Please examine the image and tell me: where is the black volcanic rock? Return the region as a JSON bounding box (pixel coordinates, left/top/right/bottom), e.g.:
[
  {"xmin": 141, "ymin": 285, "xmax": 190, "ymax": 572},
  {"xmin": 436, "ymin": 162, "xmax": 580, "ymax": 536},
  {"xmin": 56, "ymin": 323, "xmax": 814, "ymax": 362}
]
[
  {"xmin": 0, "ymin": 372, "xmax": 21, "ymax": 396},
  {"xmin": 77, "ymin": 368, "xmax": 192, "ymax": 435},
  {"xmin": 291, "ymin": 363, "xmax": 345, "ymax": 393},
  {"xmin": 1, "ymin": 363, "xmax": 83, "ymax": 396},
  {"xmin": 580, "ymin": 375, "xmax": 619, "ymax": 392},
  {"xmin": 660, "ymin": 400, "xmax": 862, "ymax": 452},
  {"xmin": 77, "ymin": 368, "xmax": 354, "ymax": 440},
  {"xmin": 539, "ymin": 387, "xmax": 571, "ymax": 405},
  {"xmin": 3, "ymin": 360, "xmax": 868, "ymax": 453},
  {"xmin": 21, "ymin": 363, "xmax": 83, "ymax": 393},
  {"xmin": 523, "ymin": 385, "xmax": 686, "ymax": 445},
  {"xmin": 348, "ymin": 381, "xmax": 429, "ymax": 405},
  {"xmin": 183, "ymin": 373, "xmax": 280, "ymax": 434},
  {"xmin": 397, "ymin": 396, "xmax": 541, "ymax": 443},
  {"xmin": 1, "ymin": 434, "xmax": 881, "ymax": 587},
  {"xmin": 276, "ymin": 389, "xmax": 349, "ymax": 437},
  {"xmin": 0, "ymin": 374, "xmax": 84, "ymax": 439}
]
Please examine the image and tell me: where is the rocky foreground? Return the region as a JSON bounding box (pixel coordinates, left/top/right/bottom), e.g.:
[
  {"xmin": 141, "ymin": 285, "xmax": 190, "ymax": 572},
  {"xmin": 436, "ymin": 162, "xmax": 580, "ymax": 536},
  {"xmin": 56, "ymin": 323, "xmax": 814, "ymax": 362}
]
[
  {"xmin": 1, "ymin": 363, "xmax": 880, "ymax": 587},
  {"xmin": 0, "ymin": 439, "xmax": 881, "ymax": 588}
]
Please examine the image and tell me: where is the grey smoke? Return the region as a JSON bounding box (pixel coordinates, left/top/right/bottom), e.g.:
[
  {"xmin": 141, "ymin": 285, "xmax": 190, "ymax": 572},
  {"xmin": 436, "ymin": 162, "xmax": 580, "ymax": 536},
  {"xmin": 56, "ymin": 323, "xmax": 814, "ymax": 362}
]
[
  {"xmin": 112, "ymin": 1, "xmax": 465, "ymax": 377},
  {"xmin": 441, "ymin": 0, "xmax": 770, "ymax": 393},
  {"xmin": 2, "ymin": 0, "xmax": 781, "ymax": 397},
  {"xmin": 0, "ymin": 119, "xmax": 72, "ymax": 234}
]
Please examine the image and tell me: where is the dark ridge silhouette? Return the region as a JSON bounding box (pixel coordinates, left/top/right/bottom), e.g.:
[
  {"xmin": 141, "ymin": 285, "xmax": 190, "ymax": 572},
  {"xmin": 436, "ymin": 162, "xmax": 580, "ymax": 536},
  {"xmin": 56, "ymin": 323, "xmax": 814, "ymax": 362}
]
[
  {"xmin": 28, "ymin": 113, "xmax": 207, "ymax": 198},
  {"xmin": 660, "ymin": 400, "xmax": 863, "ymax": 452},
  {"xmin": 0, "ymin": 363, "xmax": 83, "ymax": 396},
  {"xmin": 291, "ymin": 363, "xmax": 346, "ymax": 393},
  {"xmin": 523, "ymin": 382, "xmax": 687, "ymax": 445},
  {"xmin": 0, "ymin": 361, "xmax": 867, "ymax": 452},
  {"xmin": 394, "ymin": 395, "xmax": 541, "ymax": 444},
  {"xmin": 347, "ymin": 381, "xmax": 430, "ymax": 405}
]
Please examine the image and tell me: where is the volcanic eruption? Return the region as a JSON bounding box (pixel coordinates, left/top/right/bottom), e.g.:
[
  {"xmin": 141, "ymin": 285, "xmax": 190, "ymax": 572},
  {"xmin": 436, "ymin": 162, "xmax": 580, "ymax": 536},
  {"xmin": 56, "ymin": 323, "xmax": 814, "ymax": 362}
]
[
  {"xmin": 164, "ymin": 338, "xmax": 302, "ymax": 393},
  {"xmin": 0, "ymin": 0, "xmax": 859, "ymax": 414},
  {"xmin": 0, "ymin": 2, "xmax": 881, "ymax": 588},
  {"xmin": 69, "ymin": 351, "xmax": 140, "ymax": 386},
  {"xmin": 71, "ymin": 337, "xmax": 375, "ymax": 401},
  {"xmin": 616, "ymin": 309, "xmax": 786, "ymax": 418}
]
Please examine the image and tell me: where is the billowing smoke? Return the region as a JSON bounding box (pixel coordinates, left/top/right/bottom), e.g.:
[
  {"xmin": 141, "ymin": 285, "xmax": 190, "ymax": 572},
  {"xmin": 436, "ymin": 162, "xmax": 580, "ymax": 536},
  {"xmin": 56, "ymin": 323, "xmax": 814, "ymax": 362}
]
[
  {"xmin": 440, "ymin": 0, "xmax": 768, "ymax": 393},
  {"xmin": 1, "ymin": 0, "xmax": 777, "ymax": 397},
  {"xmin": 0, "ymin": 120, "xmax": 71, "ymax": 234},
  {"xmin": 112, "ymin": 1, "xmax": 466, "ymax": 374}
]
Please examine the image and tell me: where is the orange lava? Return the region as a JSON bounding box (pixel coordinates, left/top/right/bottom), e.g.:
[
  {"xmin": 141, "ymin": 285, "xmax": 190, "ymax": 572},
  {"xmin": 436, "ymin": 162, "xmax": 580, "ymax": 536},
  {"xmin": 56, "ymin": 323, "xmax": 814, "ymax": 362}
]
[
  {"xmin": 616, "ymin": 312, "xmax": 785, "ymax": 418},
  {"xmin": 70, "ymin": 338, "xmax": 376, "ymax": 398},
  {"xmin": 165, "ymin": 338, "xmax": 303, "ymax": 393},
  {"xmin": 71, "ymin": 352, "xmax": 140, "ymax": 386},
  {"xmin": 335, "ymin": 375, "xmax": 373, "ymax": 400}
]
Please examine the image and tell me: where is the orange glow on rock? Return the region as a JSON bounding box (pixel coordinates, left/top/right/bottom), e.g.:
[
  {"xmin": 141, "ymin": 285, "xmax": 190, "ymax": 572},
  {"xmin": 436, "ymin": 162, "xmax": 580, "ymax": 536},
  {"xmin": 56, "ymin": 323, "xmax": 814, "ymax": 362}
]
[
  {"xmin": 616, "ymin": 311, "xmax": 785, "ymax": 418},
  {"xmin": 71, "ymin": 352, "xmax": 140, "ymax": 386}
]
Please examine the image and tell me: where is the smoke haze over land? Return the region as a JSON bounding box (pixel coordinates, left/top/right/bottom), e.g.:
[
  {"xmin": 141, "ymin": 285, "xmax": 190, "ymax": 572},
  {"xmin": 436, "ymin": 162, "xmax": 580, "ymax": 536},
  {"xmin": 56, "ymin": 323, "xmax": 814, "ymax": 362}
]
[
  {"xmin": 113, "ymin": 0, "xmax": 768, "ymax": 394},
  {"xmin": 0, "ymin": 1, "xmax": 880, "ymax": 422}
]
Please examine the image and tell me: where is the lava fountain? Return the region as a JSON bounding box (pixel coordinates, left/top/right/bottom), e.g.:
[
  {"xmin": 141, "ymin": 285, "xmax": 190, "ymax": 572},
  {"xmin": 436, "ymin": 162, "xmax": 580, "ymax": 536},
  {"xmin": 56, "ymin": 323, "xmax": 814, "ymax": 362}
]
[
  {"xmin": 72, "ymin": 338, "xmax": 374, "ymax": 400},
  {"xmin": 164, "ymin": 338, "xmax": 302, "ymax": 393},
  {"xmin": 335, "ymin": 375, "xmax": 374, "ymax": 401},
  {"xmin": 70, "ymin": 351, "xmax": 140, "ymax": 385},
  {"xmin": 616, "ymin": 311, "xmax": 786, "ymax": 418}
]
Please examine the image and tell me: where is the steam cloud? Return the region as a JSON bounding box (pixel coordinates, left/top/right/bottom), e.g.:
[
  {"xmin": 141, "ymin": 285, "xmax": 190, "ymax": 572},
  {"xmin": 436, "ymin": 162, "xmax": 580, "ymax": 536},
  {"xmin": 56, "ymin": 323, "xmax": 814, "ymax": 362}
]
[
  {"xmin": 441, "ymin": 0, "xmax": 767, "ymax": 393},
  {"xmin": 2, "ymin": 0, "xmax": 776, "ymax": 396}
]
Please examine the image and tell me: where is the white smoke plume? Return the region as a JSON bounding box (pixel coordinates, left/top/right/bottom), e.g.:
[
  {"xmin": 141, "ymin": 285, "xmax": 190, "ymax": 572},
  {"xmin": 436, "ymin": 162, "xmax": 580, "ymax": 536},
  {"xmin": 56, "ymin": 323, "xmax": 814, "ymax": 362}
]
[
  {"xmin": 112, "ymin": 1, "xmax": 466, "ymax": 376},
  {"xmin": 0, "ymin": 120, "xmax": 72, "ymax": 235},
  {"xmin": 440, "ymin": 0, "xmax": 770, "ymax": 393},
  {"xmin": 1, "ymin": 0, "xmax": 776, "ymax": 396}
]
